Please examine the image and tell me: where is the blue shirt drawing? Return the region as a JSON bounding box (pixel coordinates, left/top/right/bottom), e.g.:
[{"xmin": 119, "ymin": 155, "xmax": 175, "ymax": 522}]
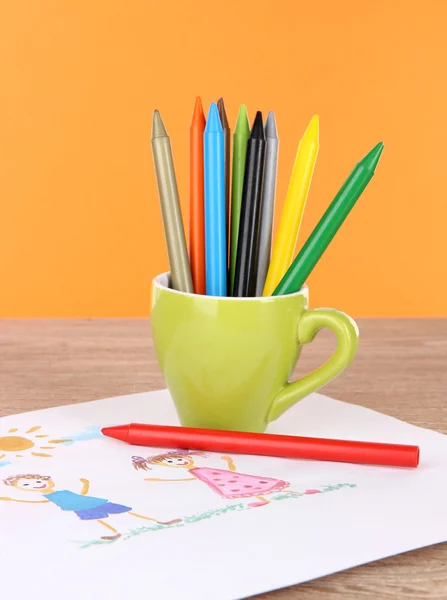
[{"xmin": 43, "ymin": 490, "xmax": 108, "ymax": 511}]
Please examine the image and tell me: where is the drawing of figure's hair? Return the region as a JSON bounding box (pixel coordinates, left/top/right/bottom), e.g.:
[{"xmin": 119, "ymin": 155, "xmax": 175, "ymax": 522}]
[
  {"xmin": 131, "ymin": 450, "xmax": 209, "ymax": 471},
  {"xmin": 3, "ymin": 474, "xmax": 51, "ymax": 486},
  {"xmin": 132, "ymin": 456, "xmax": 150, "ymax": 471}
]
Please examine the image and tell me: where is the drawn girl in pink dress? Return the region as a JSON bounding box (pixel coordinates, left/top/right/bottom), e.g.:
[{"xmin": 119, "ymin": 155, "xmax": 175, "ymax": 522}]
[{"xmin": 132, "ymin": 450, "xmax": 319, "ymax": 507}]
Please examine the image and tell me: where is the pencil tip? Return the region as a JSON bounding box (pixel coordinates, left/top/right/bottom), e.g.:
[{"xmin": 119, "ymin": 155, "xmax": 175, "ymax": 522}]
[
  {"xmin": 101, "ymin": 425, "xmax": 129, "ymax": 442},
  {"xmin": 217, "ymin": 97, "xmax": 229, "ymax": 129},
  {"xmin": 152, "ymin": 110, "xmax": 168, "ymax": 138},
  {"xmin": 205, "ymin": 102, "xmax": 223, "ymax": 133},
  {"xmin": 235, "ymin": 104, "xmax": 250, "ymax": 136},
  {"xmin": 192, "ymin": 96, "xmax": 206, "ymax": 125},
  {"xmin": 361, "ymin": 142, "xmax": 384, "ymax": 171},
  {"xmin": 302, "ymin": 114, "xmax": 319, "ymax": 142},
  {"xmin": 250, "ymin": 111, "xmax": 264, "ymax": 139},
  {"xmin": 265, "ymin": 111, "xmax": 278, "ymax": 138},
  {"xmin": 194, "ymin": 96, "xmax": 203, "ymax": 111}
]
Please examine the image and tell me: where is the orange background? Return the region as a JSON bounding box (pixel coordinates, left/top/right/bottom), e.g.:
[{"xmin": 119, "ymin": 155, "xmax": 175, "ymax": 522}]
[{"xmin": 0, "ymin": 0, "xmax": 445, "ymax": 317}]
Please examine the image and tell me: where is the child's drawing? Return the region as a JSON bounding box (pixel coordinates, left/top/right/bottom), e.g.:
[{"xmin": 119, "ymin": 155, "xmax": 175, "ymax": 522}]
[
  {"xmin": 132, "ymin": 450, "xmax": 320, "ymax": 507},
  {"xmin": 1, "ymin": 474, "xmax": 181, "ymax": 540},
  {"xmin": 0, "ymin": 426, "xmax": 71, "ymax": 460},
  {"xmin": 0, "ymin": 423, "xmax": 358, "ymax": 549}
]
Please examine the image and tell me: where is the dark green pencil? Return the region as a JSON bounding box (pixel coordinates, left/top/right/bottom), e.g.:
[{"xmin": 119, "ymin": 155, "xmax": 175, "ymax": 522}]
[{"xmin": 273, "ymin": 142, "xmax": 384, "ymax": 296}]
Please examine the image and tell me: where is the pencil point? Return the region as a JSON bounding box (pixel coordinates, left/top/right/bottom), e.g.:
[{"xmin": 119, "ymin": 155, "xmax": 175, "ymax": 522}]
[
  {"xmin": 205, "ymin": 102, "xmax": 223, "ymax": 133},
  {"xmin": 192, "ymin": 96, "xmax": 206, "ymax": 127},
  {"xmin": 302, "ymin": 114, "xmax": 319, "ymax": 143},
  {"xmin": 194, "ymin": 96, "xmax": 204, "ymax": 114},
  {"xmin": 152, "ymin": 110, "xmax": 168, "ymax": 138},
  {"xmin": 265, "ymin": 111, "xmax": 278, "ymax": 139},
  {"xmin": 101, "ymin": 425, "xmax": 129, "ymax": 442},
  {"xmin": 360, "ymin": 142, "xmax": 384, "ymax": 171},
  {"xmin": 250, "ymin": 111, "xmax": 265, "ymax": 139},
  {"xmin": 235, "ymin": 104, "xmax": 250, "ymax": 138},
  {"xmin": 217, "ymin": 97, "xmax": 229, "ymax": 129}
]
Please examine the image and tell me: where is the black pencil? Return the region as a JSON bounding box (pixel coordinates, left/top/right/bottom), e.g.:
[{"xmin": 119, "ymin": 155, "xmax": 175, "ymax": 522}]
[{"xmin": 233, "ymin": 111, "xmax": 266, "ymax": 297}]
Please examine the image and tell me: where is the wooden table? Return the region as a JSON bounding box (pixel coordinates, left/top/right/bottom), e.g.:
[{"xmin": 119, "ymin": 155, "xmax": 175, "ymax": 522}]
[{"xmin": 1, "ymin": 319, "xmax": 447, "ymax": 598}]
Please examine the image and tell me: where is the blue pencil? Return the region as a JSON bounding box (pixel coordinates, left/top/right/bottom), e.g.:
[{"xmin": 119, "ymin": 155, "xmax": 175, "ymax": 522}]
[{"xmin": 204, "ymin": 102, "xmax": 227, "ymax": 296}]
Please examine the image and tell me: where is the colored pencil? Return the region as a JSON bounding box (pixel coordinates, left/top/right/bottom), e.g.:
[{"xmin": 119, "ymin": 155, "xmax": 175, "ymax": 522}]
[
  {"xmin": 255, "ymin": 111, "xmax": 279, "ymax": 296},
  {"xmin": 229, "ymin": 105, "xmax": 250, "ymax": 295},
  {"xmin": 217, "ymin": 97, "xmax": 231, "ymax": 250},
  {"xmin": 189, "ymin": 97, "xmax": 206, "ymax": 295},
  {"xmin": 204, "ymin": 102, "xmax": 227, "ymax": 296},
  {"xmin": 233, "ymin": 111, "xmax": 266, "ymax": 297},
  {"xmin": 101, "ymin": 423, "xmax": 420, "ymax": 468},
  {"xmin": 273, "ymin": 142, "xmax": 384, "ymax": 296},
  {"xmin": 263, "ymin": 115, "xmax": 320, "ymax": 296},
  {"xmin": 151, "ymin": 110, "xmax": 193, "ymax": 293}
]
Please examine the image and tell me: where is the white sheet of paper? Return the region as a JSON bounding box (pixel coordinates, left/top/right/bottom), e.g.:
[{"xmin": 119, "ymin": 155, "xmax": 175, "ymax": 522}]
[{"xmin": 1, "ymin": 390, "xmax": 446, "ymax": 600}]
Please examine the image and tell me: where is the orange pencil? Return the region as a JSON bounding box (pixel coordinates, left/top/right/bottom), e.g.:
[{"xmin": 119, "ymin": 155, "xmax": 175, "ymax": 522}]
[{"xmin": 189, "ymin": 97, "xmax": 206, "ymax": 294}]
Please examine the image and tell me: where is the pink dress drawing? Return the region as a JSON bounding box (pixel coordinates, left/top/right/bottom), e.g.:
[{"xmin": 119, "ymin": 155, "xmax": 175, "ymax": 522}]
[
  {"xmin": 132, "ymin": 451, "xmax": 305, "ymax": 508},
  {"xmin": 190, "ymin": 467, "xmax": 289, "ymax": 499}
]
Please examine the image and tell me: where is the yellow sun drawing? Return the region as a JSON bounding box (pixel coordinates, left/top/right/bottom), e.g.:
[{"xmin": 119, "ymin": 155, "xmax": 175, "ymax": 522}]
[{"xmin": 0, "ymin": 426, "xmax": 71, "ymax": 459}]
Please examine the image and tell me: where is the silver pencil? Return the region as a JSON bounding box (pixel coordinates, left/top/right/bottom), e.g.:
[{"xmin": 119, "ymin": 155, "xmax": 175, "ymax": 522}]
[
  {"xmin": 255, "ymin": 111, "xmax": 279, "ymax": 296},
  {"xmin": 151, "ymin": 110, "xmax": 193, "ymax": 293}
]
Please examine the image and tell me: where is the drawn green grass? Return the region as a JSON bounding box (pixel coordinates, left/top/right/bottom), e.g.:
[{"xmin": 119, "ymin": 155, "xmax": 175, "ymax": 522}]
[{"xmin": 73, "ymin": 483, "xmax": 356, "ymax": 549}]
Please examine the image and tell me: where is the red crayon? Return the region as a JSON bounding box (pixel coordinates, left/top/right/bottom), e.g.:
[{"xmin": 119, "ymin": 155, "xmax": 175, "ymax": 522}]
[{"xmin": 101, "ymin": 423, "xmax": 419, "ymax": 468}]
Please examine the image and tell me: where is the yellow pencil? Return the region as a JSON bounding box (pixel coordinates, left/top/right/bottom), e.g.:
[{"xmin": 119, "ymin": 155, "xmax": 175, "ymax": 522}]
[{"xmin": 262, "ymin": 115, "xmax": 319, "ymax": 296}]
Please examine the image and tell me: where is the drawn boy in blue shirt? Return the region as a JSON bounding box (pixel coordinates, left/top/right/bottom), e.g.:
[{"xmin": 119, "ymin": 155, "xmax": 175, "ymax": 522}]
[{"xmin": 1, "ymin": 474, "xmax": 181, "ymax": 540}]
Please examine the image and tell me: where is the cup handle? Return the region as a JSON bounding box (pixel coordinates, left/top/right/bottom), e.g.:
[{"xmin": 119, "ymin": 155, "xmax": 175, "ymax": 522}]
[{"xmin": 267, "ymin": 308, "xmax": 359, "ymax": 423}]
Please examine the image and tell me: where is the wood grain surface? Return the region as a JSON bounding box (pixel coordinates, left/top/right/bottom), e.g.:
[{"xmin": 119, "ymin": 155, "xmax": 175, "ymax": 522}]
[{"xmin": 1, "ymin": 318, "xmax": 447, "ymax": 599}]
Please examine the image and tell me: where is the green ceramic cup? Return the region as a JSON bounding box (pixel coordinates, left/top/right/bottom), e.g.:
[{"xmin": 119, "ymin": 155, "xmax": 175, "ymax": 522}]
[{"xmin": 151, "ymin": 272, "xmax": 359, "ymax": 433}]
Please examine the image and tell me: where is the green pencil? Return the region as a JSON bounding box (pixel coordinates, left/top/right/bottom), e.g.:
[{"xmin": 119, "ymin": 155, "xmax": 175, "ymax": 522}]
[
  {"xmin": 273, "ymin": 142, "xmax": 384, "ymax": 296},
  {"xmin": 229, "ymin": 105, "xmax": 250, "ymax": 295}
]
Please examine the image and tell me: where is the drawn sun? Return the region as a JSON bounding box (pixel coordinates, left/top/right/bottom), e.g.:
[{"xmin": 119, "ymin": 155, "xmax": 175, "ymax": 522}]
[{"xmin": 0, "ymin": 426, "xmax": 71, "ymax": 459}]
